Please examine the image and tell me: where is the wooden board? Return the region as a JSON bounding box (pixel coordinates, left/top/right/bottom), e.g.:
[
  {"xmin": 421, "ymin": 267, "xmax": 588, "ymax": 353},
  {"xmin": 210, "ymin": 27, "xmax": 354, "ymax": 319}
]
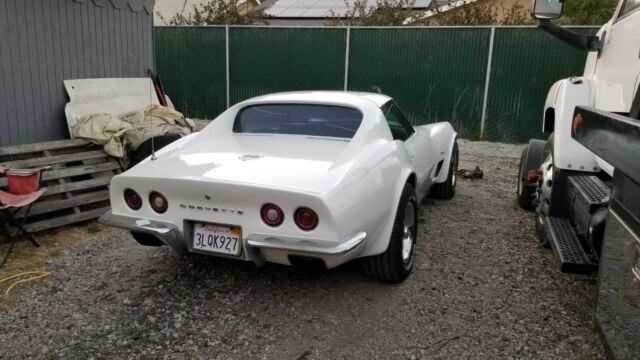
[
  {"xmin": 0, "ymin": 139, "xmax": 121, "ymax": 233},
  {"xmin": 0, "ymin": 139, "xmax": 90, "ymax": 156}
]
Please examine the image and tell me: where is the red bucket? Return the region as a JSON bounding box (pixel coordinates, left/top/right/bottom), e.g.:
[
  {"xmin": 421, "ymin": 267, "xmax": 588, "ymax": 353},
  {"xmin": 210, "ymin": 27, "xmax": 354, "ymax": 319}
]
[{"xmin": 6, "ymin": 169, "xmax": 40, "ymax": 195}]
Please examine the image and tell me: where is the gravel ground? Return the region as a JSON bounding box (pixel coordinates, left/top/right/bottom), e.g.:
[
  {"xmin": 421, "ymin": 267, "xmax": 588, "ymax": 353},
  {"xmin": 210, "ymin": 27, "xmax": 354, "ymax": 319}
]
[{"xmin": 0, "ymin": 140, "xmax": 604, "ymax": 359}]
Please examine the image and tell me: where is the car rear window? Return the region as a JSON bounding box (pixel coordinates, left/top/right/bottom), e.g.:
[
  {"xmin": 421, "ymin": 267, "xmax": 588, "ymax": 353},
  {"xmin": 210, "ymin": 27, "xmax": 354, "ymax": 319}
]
[{"xmin": 233, "ymin": 104, "xmax": 363, "ymax": 139}]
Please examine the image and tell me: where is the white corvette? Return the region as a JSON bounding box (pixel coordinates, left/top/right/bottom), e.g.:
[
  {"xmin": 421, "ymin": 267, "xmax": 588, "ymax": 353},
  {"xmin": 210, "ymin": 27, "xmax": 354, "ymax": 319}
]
[{"xmin": 99, "ymin": 91, "xmax": 458, "ymax": 282}]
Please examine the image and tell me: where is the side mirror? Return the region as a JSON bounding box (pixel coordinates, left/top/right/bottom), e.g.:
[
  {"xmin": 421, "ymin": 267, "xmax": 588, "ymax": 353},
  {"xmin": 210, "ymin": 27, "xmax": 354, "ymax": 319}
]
[{"xmin": 532, "ymin": 0, "xmax": 565, "ymax": 20}]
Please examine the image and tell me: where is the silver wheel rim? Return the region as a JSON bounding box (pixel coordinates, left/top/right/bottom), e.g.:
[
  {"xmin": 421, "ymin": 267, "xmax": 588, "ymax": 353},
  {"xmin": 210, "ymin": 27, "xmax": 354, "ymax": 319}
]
[
  {"xmin": 401, "ymin": 201, "xmax": 415, "ymax": 262},
  {"xmin": 451, "ymin": 148, "xmax": 458, "ymax": 188},
  {"xmin": 538, "ymin": 154, "xmax": 554, "ymax": 211},
  {"xmin": 452, "ymin": 169, "xmax": 457, "ymax": 188}
]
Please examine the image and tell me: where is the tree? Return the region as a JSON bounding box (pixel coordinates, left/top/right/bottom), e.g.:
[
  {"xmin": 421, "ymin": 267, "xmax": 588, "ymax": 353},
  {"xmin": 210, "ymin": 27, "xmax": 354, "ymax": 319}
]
[
  {"xmin": 157, "ymin": 0, "xmax": 264, "ymax": 25},
  {"xmin": 560, "ymin": 0, "xmax": 618, "ymax": 25},
  {"xmin": 430, "ymin": 2, "xmax": 535, "ymax": 25}
]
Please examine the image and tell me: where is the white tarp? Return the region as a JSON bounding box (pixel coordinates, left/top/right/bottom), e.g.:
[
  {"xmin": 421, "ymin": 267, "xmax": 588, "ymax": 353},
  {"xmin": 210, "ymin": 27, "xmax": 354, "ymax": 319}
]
[
  {"xmin": 71, "ymin": 105, "xmax": 195, "ymax": 158},
  {"xmin": 64, "ymin": 78, "xmax": 163, "ymax": 134},
  {"xmin": 64, "ymin": 78, "xmax": 192, "ymax": 159}
]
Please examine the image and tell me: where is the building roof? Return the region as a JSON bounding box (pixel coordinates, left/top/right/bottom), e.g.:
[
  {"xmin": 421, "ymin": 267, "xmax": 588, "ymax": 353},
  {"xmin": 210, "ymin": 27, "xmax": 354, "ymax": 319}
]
[
  {"xmin": 403, "ymin": 0, "xmax": 480, "ymax": 24},
  {"xmin": 154, "ymin": 0, "xmax": 260, "ymax": 24},
  {"xmin": 262, "ymin": 0, "xmax": 433, "ymax": 18},
  {"xmin": 154, "ymin": 0, "xmax": 210, "ymax": 24},
  {"xmin": 153, "ymin": 0, "xmax": 457, "ymax": 24}
]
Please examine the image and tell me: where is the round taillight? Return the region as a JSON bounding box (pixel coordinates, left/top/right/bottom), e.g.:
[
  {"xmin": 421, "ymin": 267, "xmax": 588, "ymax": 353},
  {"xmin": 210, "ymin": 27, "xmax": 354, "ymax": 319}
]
[
  {"xmin": 261, "ymin": 203, "xmax": 284, "ymax": 227},
  {"xmin": 149, "ymin": 191, "xmax": 168, "ymax": 213},
  {"xmin": 124, "ymin": 189, "xmax": 142, "ymax": 210},
  {"xmin": 294, "ymin": 207, "xmax": 318, "ymax": 231}
]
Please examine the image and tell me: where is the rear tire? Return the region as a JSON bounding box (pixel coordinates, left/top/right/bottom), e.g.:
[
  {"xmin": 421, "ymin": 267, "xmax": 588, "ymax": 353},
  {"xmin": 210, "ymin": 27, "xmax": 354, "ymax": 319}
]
[
  {"xmin": 362, "ymin": 183, "xmax": 417, "ymax": 283},
  {"xmin": 430, "ymin": 140, "xmax": 458, "ymax": 199},
  {"xmin": 516, "ymin": 139, "xmax": 546, "ymax": 210}
]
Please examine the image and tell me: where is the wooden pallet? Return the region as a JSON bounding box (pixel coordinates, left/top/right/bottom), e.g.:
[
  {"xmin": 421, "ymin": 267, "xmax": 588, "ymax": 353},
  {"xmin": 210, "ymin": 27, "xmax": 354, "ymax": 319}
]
[{"xmin": 0, "ymin": 139, "xmax": 121, "ymax": 233}]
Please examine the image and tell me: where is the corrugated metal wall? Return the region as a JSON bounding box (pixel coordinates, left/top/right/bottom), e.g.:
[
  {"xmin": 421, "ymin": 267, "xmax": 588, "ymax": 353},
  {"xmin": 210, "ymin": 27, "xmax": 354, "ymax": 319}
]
[
  {"xmin": 154, "ymin": 25, "xmax": 599, "ymax": 143},
  {"xmin": 0, "ymin": 0, "xmax": 154, "ymax": 146}
]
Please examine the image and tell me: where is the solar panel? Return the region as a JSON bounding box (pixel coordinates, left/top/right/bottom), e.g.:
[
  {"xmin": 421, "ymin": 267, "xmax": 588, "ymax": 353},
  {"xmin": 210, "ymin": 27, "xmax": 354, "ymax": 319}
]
[
  {"xmin": 279, "ymin": 7, "xmax": 308, "ymax": 16},
  {"xmin": 302, "ymin": 0, "xmax": 323, "ymax": 5},
  {"xmin": 414, "ymin": 0, "xmax": 431, "ymax": 7},
  {"xmin": 301, "ymin": 8, "xmax": 333, "ymax": 16},
  {"xmin": 264, "ymin": 0, "xmax": 432, "ymax": 17}
]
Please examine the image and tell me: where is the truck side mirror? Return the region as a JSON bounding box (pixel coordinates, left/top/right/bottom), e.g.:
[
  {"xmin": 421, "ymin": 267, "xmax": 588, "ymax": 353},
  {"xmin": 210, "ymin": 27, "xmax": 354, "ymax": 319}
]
[{"xmin": 532, "ymin": 0, "xmax": 565, "ymax": 20}]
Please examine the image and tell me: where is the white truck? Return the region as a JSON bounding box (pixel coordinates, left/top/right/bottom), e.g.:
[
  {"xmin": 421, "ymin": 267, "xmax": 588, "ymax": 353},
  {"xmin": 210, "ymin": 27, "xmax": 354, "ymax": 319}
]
[{"xmin": 517, "ymin": 1, "xmax": 639, "ymax": 358}]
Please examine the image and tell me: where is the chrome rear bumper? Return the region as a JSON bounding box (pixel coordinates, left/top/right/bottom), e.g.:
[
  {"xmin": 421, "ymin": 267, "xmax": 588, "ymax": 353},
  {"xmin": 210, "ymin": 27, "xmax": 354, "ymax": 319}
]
[
  {"xmin": 99, "ymin": 211, "xmax": 367, "ymax": 267},
  {"xmin": 246, "ymin": 232, "xmax": 366, "ymax": 255},
  {"xmin": 245, "ymin": 231, "xmax": 367, "ymax": 268},
  {"xmin": 98, "ymin": 211, "xmax": 187, "ymax": 254}
]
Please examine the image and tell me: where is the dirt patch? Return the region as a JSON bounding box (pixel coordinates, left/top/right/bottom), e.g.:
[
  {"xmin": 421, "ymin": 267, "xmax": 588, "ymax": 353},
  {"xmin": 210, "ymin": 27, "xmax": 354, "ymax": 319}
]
[{"xmin": 0, "ymin": 140, "xmax": 603, "ymax": 359}]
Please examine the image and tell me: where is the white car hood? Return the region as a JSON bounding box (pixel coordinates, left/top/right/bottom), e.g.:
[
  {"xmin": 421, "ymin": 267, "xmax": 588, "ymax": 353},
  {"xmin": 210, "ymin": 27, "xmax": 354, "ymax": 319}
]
[{"xmin": 126, "ymin": 132, "xmax": 353, "ymax": 194}]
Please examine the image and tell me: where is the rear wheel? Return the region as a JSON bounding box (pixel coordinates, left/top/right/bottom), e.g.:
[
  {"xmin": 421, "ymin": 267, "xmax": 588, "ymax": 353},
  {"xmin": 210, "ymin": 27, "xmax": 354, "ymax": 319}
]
[
  {"xmin": 362, "ymin": 183, "xmax": 417, "ymax": 283},
  {"xmin": 516, "ymin": 139, "xmax": 546, "ymax": 210},
  {"xmin": 430, "ymin": 140, "xmax": 458, "ymax": 199}
]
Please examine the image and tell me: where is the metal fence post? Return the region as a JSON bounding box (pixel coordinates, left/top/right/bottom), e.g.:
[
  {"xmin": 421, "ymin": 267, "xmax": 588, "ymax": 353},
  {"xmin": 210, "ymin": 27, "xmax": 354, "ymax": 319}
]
[
  {"xmin": 480, "ymin": 26, "xmax": 495, "ymax": 140},
  {"xmin": 225, "ymin": 25, "xmax": 230, "ymax": 109},
  {"xmin": 343, "ymin": 27, "xmax": 351, "ymax": 91}
]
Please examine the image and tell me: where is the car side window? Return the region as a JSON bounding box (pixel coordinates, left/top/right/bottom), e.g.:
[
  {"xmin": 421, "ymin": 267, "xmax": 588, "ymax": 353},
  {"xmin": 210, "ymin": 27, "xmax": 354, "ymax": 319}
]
[
  {"xmin": 620, "ymin": 0, "xmax": 640, "ymax": 17},
  {"xmin": 382, "ymin": 101, "xmax": 415, "ymax": 141}
]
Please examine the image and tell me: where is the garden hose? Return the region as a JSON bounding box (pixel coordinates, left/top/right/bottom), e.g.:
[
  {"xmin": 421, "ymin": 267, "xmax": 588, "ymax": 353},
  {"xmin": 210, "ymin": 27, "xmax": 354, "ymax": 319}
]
[{"xmin": 0, "ymin": 271, "xmax": 51, "ymax": 296}]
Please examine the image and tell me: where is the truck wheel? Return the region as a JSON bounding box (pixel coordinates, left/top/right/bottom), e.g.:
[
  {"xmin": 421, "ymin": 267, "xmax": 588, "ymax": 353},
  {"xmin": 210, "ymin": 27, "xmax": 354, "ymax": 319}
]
[
  {"xmin": 535, "ymin": 211, "xmax": 548, "ymax": 247},
  {"xmin": 535, "ymin": 135, "xmax": 554, "ymax": 247},
  {"xmin": 516, "ymin": 139, "xmax": 546, "ymax": 210},
  {"xmin": 430, "ymin": 140, "xmax": 458, "ymax": 199},
  {"xmin": 362, "ymin": 183, "xmax": 417, "ymax": 283}
]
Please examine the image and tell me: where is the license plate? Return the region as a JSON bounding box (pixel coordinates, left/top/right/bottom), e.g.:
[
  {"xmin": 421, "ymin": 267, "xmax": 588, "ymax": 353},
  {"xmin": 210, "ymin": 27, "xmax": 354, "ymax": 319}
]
[{"xmin": 192, "ymin": 223, "xmax": 242, "ymax": 256}]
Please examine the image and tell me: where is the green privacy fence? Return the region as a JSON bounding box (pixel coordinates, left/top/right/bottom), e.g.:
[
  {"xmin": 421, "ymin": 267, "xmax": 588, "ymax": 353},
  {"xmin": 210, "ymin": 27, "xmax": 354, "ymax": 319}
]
[{"xmin": 154, "ymin": 26, "xmax": 598, "ymax": 143}]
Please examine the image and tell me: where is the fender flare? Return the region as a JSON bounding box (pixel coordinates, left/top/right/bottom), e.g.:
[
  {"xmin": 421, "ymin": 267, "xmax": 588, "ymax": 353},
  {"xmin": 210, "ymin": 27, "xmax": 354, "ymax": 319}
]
[
  {"xmin": 360, "ymin": 165, "xmax": 416, "ymax": 258},
  {"xmin": 434, "ymin": 126, "xmax": 459, "ymax": 184},
  {"xmin": 546, "ymin": 79, "xmax": 599, "ymax": 172}
]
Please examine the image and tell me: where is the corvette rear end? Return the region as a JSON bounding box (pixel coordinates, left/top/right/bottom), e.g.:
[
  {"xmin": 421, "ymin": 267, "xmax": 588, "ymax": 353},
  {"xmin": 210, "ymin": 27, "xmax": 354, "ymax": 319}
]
[
  {"xmin": 102, "ymin": 147, "xmax": 371, "ymax": 269},
  {"xmin": 100, "ymin": 91, "xmax": 458, "ymax": 282}
]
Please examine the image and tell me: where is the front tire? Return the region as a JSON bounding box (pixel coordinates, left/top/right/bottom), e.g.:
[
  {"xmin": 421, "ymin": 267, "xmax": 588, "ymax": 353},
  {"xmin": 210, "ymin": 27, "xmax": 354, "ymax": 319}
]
[
  {"xmin": 430, "ymin": 140, "xmax": 458, "ymax": 199},
  {"xmin": 362, "ymin": 183, "xmax": 417, "ymax": 283}
]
